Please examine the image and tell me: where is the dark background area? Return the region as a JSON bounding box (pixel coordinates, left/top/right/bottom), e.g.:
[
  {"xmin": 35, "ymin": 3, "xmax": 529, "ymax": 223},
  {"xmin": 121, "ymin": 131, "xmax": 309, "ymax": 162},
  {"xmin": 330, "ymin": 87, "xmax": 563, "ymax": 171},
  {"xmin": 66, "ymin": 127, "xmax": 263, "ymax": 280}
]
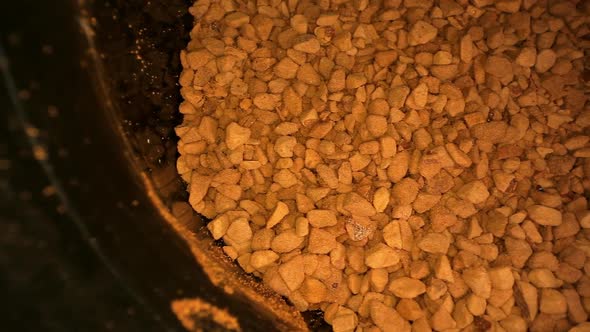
[
  {"xmin": 0, "ymin": 0, "xmax": 233, "ymax": 331},
  {"xmin": 0, "ymin": 130, "xmax": 159, "ymax": 332},
  {"xmin": 0, "ymin": 0, "xmax": 186, "ymax": 331}
]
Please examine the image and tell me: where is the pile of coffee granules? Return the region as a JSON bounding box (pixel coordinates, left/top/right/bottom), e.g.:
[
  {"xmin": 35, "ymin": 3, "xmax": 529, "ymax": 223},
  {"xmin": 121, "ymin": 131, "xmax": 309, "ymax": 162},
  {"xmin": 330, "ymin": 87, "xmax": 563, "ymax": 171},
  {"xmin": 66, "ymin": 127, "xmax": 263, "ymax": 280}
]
[{"xmin": 176, "ymin": 0, "xmax": 590, "ymax": 330}]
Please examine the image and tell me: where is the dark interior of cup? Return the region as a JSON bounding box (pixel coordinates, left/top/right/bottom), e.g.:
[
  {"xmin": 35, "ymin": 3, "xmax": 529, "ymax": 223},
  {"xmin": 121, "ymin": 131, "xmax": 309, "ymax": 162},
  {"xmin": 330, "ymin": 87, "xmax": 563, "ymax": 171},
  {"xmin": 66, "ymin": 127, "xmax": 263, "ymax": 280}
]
[{"xmin": 1, "ymin": 0, "xmax": 328, "ymax": 330}]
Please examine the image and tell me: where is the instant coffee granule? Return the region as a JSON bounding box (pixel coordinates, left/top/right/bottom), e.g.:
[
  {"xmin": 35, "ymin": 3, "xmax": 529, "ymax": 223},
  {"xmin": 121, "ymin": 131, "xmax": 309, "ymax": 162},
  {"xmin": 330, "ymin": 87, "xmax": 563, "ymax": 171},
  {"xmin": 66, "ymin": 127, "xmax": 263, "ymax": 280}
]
[{"xmin": 176, "ymin": 0, "xmax": 590, "ymax": 330}]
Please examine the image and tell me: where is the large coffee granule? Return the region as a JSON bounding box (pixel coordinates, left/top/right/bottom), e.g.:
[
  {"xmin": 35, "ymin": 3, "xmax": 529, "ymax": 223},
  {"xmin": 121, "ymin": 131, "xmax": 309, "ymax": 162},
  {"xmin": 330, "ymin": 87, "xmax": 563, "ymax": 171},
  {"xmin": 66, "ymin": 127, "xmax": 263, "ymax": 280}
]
[{"xmin": 176, "ymin": 0, "xmax": 590, "ymax": 330}]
